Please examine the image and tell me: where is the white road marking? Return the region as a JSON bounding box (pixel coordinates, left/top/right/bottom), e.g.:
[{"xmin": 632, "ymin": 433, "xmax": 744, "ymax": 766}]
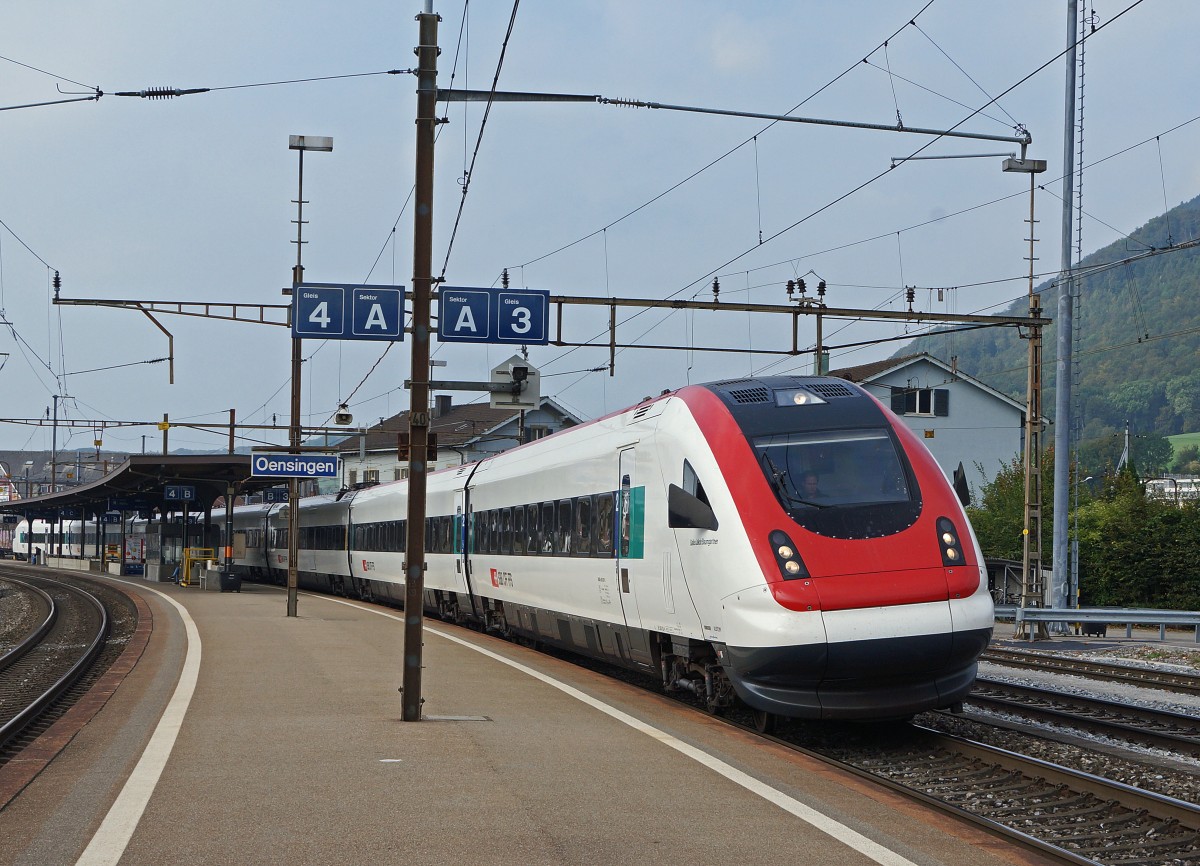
[
  {"xmin": 74, "ymin": 582, "xmax": 202, "ymax": 866},
  {"xmin": 318, "ymin": 595, "xmax": 921, "ymax": 866}
]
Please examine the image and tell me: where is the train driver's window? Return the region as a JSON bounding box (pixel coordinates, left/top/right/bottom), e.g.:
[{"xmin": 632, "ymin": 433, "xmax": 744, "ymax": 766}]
[
  {"xmin": 556, "ymin": 500, "xmax": 573, "ymax": 553},
  {"xmin": 513, "ymin": 507, "xmax": 526, "ymax": 554},
  {"xmin": 596, "ymin": 493, "xmax": 615, "ymax": 555},
  {"xmin": 682, "ymin": 460, "xmax": 710, "ymax": 506},
  {"xmin": 539, "ymin": 502, "xmax": 554, "ymax": 553}
]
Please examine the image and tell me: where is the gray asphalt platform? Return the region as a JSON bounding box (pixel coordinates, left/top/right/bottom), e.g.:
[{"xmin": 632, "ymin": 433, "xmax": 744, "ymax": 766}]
[{"xmin": 1, "ymin": 577, "xmax": 1050, "ymax": 866}]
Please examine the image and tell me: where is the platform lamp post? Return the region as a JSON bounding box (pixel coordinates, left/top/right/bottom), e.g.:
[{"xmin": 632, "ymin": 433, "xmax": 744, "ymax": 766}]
[{"xmin": 286, "ymin": 134, "xmax": 333, "ymax": 618}]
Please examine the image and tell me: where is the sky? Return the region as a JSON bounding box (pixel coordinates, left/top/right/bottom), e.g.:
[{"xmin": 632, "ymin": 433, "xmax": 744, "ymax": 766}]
[{"xmin": 2, "ymin": 0, "xmax": 1198, "ymax": 458}]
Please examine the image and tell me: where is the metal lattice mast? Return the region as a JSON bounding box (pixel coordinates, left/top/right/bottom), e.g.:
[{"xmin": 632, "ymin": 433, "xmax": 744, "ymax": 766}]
[
  {"xmin": 1019, "ymin": 169, "xmax": 1050, "ymax": 640},
  {"xmin": 1070, "ymin": 2, "xmax": 1090, "ymax": 608}
]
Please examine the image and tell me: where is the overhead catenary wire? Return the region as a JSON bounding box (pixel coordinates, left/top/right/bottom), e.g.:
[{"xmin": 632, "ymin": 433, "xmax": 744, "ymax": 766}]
[
  {"xmin": 437, "ymin": 0, "xmax": 522, "ymax": 282},
  {"xmin": 514, "ymin": 0, "xmax": 941, "ymax": 273},
  {"xmin": 549, "ymin": 0, "xmax": 1151, "ymax": 395}
]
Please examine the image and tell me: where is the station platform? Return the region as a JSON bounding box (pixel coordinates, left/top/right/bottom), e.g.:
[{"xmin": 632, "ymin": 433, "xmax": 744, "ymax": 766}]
[{"xmin": 1, "ymin": 571, "xmax": 1054, "ymax": 866}]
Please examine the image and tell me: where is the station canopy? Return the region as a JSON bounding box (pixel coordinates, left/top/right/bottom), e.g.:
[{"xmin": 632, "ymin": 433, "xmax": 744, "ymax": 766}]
[{"xmin": 0, "ymin": 454, "xmax": 268, "ymax": 520}]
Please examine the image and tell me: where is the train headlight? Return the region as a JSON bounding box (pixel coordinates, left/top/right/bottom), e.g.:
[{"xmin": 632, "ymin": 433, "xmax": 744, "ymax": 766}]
[
  {"xmin": 936, "ymin": 517, "xmax": 965, "ymax": 567},
  {"xmin": 769, "ymin": 529, "xmax": 809, "ymax": 580},
  {"xmin": 774, "ymin": 388, "xmax": 827, "ymax": 407}
]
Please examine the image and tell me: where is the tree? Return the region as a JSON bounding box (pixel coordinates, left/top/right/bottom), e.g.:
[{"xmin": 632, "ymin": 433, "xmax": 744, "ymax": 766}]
[{"xmin": 967, "ymin": 449, "xmax": 1054, "ymax": 561}]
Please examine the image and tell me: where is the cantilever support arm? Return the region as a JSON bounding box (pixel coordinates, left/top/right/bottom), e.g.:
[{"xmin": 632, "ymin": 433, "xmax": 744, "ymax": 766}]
[{"xmin": 135, "ymin": 305, "xmax": 174, "ymax": 384}]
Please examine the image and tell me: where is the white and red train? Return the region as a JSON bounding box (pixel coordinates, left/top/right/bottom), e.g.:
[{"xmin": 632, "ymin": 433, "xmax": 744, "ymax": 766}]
[
  {"xmin": 11, "ymin": 376, "xmax": 993, "ymax": 722},
  {"xmin": 220, "ymin": 375, "xmax": 993, "ymax": 724}
]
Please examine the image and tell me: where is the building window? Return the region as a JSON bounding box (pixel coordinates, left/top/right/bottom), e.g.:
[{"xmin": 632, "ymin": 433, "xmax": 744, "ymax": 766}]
[
  {"xmin": 525, "ymin": 425, "xmax": 550, "ymax": 443},
  {"xmin": 891, "ymin": 387, "xmax": 949, "ymax": 417},
  {"xmin": 348, "ymin": 469, "xmax": 358, "ymax": 485},
  {"xmin": 364, "ymin": 469, "xmax": 380, "ymax": 484}
]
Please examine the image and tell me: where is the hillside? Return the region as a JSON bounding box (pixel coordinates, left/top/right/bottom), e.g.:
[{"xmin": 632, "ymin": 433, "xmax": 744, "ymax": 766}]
[{"xmin": 899, "ymin": 193, "xmax": 1200, "ymax": 444}]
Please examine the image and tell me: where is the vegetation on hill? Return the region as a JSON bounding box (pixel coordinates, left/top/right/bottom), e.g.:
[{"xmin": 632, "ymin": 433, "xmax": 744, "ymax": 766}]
[{"xmin": 901, "ymin": 193, "xmax": 1200, "ymax": 475}]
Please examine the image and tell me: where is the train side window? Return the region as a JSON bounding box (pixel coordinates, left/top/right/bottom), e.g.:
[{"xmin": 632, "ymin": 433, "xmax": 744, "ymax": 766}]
[
  {"xmin": 682, "ymin": 460, "xmax": 710, "ymax": 506},
  {"xmin": 525, "ymin": 504, "xmax": 538, "ymax": 555},
  {"xmin": 501, "ymin": 508, "xmax": 513, "ymax": 555},
  {"xmin": 540, "ymin": 502, "xmax": 554, "ymax": 554},
  {"xmin": 556, "ymin": 500, "xmax": 573, "ymax": 554},
  {"xmin": 572, "ymin": 496, "xmax": 593, "ymax": 556},
  {"xmin": 488, "ymin": 509, "xmax": 500, "ymax": 554},
  {"xmin": 512, "ymin": 507, "xmax": 526, "ymax": 555},
  {"xmin": 596, "ymin": 493, "xmax": 615, "ymax": 556}
]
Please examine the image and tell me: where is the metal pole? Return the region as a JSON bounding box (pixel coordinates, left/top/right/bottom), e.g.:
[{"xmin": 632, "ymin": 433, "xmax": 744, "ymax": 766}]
[
  {"xmin": 1052, "ymin": 0, "xmax": 1079, "ymax": 622},
  {"xmin": 51, "ymin": 395, "xmax": 59, "ymax": 493},
  {"xmin": 402, "ymin": 6, "xmax": 439, "ymax": 723},
  {"xmin": 287, "ymin": 149, "xmax": 306, "ymax": 619}
]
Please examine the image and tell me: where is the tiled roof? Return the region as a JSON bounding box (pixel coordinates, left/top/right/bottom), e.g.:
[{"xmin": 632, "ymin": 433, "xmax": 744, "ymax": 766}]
[
  {"xmin": 828, "ymin": 354, "xmax": 921, "ymax": 383},
  {"xmin": 331, "ymin": 400, "xmax": 562, "ymax": 454}
]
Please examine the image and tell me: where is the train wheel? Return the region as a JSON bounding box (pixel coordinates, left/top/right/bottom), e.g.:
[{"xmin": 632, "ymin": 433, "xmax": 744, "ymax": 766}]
[{"xmin": 751, "ymin": 709, "xmax": 778, "ymax": 734}]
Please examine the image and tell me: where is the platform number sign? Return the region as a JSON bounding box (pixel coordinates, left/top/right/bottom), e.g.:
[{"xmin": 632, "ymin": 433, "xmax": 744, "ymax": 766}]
[
  {"xmin": 292, "ymin": 283, "xmax": 405, "ymax": 341},
  {"xmin": 164, "ymin": 485, "xmax": 196, "ymax": 502},
  {"xmin": 438, "ymin": 287, "xmax": 549, "ymax": 345}
]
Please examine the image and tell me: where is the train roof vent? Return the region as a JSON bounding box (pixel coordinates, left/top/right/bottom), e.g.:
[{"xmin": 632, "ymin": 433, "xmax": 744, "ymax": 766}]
[
  {"xmin": 726, "ymin": 385, "xmax": 771, "ymax": 404},
  {"xmin": 804, "ymin": 382, "xmax": 857, "ymax": 399}
]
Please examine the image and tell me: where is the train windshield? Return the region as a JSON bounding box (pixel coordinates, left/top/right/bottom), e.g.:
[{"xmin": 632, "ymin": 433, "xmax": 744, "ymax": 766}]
[{"xmin": 754, "ymin": 428, "xmax": 912, "ymax": 511}]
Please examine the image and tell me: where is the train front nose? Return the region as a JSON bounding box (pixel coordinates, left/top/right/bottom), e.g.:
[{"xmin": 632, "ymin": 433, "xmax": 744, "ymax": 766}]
[{"xmin": 719, "ymin": 578, "xmax": 992, "ymax": 719}]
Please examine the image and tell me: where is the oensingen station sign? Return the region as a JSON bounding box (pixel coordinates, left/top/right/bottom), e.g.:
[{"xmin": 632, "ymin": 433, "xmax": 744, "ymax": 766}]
[{"xmin": 250, "ymin": 452, "xmax": 339, "ymax": 479}]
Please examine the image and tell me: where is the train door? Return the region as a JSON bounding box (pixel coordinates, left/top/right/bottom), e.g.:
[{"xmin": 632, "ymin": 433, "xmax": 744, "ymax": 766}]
[
  {"xmin": 616, "ymin": 448, "xmax": 653, "ymax": 665},
  {"xmin": 454, "ymin": 487, "xmax": 477, "ymax": 616}
]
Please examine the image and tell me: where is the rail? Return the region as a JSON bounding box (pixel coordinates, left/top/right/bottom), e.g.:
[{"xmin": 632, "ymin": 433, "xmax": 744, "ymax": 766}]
[{"xmin": 995, "ymin": 605, "xmax": 1200, "ymax": 642}]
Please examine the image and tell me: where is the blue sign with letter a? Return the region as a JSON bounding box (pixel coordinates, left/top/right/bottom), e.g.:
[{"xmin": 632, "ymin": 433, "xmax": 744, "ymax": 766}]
[
  {"xmin": 292, "ymin": 283, "xmax": 405, "ymax": 341},
  {"xmin": 438, "ymin": 289, "xmax": 492, "ymax": 342},
  {"xmin": 438, "ymin": 286, "xmax": 549, "ymax": 345}
]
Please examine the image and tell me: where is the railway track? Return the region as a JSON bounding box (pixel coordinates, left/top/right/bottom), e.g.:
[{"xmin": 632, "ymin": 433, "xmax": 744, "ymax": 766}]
[
  {"xmin": 982, "ymin": 646, "xmax": 1200, "ymax": 697},
  {"xmin": 0, "ymin": 572, "xmax": 109, "ymax": 757},
  {"xmin": 965, "ymin": 677, "xmax": 1200, "ymax": 757},
  {"xmin": 798, "ymin": 722, "xmax": 1200, "ymax": 865}
]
